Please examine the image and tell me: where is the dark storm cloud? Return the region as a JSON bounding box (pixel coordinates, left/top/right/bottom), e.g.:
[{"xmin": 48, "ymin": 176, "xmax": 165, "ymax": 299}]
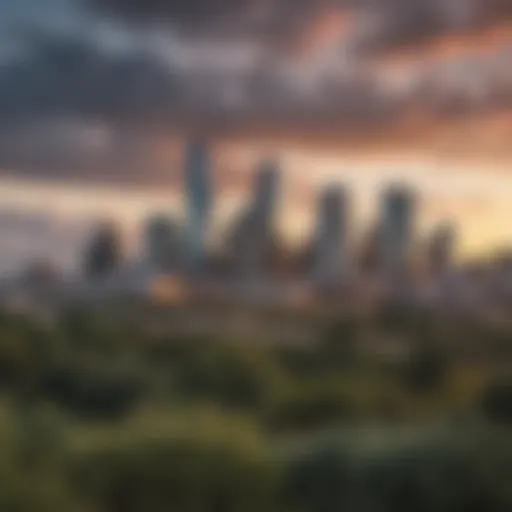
[
  {"xmin": 88, "ymin": 0, "xmax": 261, "ymax": 25},
  {"xmin": 0, "ymin": 25, "xmax": 403, "ymax": 131},
  {"xmin": 1, "ymin": 27, "xmax": 511, "ymax": 137},
  {"xmin": 86, "ymin": 0, "xmax": 323, "ymax": 41},
  {"xmin": 1, "ymin": 0, "xmax": 511, "ymax": 138},
  {"xmin": 0, "ymin": 31, "xmax": 183, "ymax": 125}
]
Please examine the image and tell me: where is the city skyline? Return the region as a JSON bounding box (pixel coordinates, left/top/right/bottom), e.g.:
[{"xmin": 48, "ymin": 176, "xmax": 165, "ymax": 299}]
[
  {"xmin": 0, "ymin": 1, "xmax": 511, "ymax": 272},
  {"xmin": 3, "ymin": 138, "xmax": 512, "ymax": 322},
  {"xmin": 0, "ymin": 6, "xmax": 509, "ymax": 509},
  {"xmin": 0, "ymin": 142, "xmax": 511, "ymax": 265},
  {"xmin": 74, "ymin": 139, "xmax": 512, "ymax": 285}
]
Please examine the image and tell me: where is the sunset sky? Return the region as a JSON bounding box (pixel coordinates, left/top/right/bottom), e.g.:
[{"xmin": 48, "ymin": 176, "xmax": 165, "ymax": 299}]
[{"xmin": 1, "ymin": 0, "xmax": 512, "ymax": 266}]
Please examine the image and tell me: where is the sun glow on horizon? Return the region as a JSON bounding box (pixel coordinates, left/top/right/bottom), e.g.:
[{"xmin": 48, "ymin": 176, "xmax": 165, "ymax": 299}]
[{"xmin": 0, "ymin": 141, "xmax": 512, "ymax": 261}]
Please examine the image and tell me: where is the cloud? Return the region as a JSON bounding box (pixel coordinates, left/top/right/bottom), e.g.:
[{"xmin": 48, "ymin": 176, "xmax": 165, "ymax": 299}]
[
  {"xmin": 351, "ymin": 0, "xmax": 512, "ymax": 55},
  {"xmin": 0, "ymin": 25, "xmax": 402, "ymax": 131},
  {"xmin": 1, "ymin": 1, "xmax": 512, "ymax": 150},
  {"xmin": 86, "ymin": 0, "xmax": 512, "ymax": 53},
  {"xmin": 86, "ymin": 0, "xmax": 324, "ymax": 46},
  {"xmin": 0, "ymin": 30, "xmax": 183, "ymax": 125}
]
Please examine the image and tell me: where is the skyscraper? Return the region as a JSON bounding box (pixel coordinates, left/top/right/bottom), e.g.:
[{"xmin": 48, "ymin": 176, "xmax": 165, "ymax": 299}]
[
  {"xmin": 428, "ymin": 222, "xmax": 456, "ymax": 276},
  {"xmin": 253, "ymin": 159, "xmax": 279, "ymax": 227},
  {"xmin": 144, "ymin": 214, "xmax": 181, "ymax": 274},
  {"xmin": 379, "ymin": 185, "xmax": 415, "ymax": 276},
  {"xmin": 83, "ymin": 220, "xmax": 123, "ymax": 280},
  {"xmin": 313, "ymin": 185, "xmax": 351, "ymax": 285},
  {"xmin": 184, "ymin": 139, "xmax": 212, "ymax": 274},
  {"xmin": 228, "ymin": 159, "xmax": 281, "ymax": 279}
]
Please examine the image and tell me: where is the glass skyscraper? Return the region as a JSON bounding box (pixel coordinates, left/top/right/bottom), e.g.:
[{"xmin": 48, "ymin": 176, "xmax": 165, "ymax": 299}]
[
  {"xmin": 228, "ymin": 159, "xmax": 281, "ymax": 279},
  {"xmin": 253, "ymin": 159, "xmax": 280, "ymax": 228},
  {"xmin": 313, "ymin": 185, "xmax": 350, "ymax": 285},
  {"xmin": 380, "ymin": 185, "xmax": 415, "ymax": 275},
  {"xmin": 184, "ymin": 139, "xmax": 212, "ymax": 274}
]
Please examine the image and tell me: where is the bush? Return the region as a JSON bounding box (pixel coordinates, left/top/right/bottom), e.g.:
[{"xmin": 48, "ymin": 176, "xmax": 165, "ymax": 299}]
[
  {"xmin": 283, "ymin": 437, "xmax": 352, "ymax": 512},
  {"xmin": 481, "ymin": 379, "xmax": 512, "ymax": 425},
  {"xmin": 70, "ymin": 410, "xmax": 278, "ymax": 512},
  {"xmin": 403, "ymin": 343, "xmax": 448, "ymax": 393},
  {"xmin": 173, "ymin": 345, "xmax": 283, "ymax": 410},
  {"xmin": 267, "ymin": 385, "xmax": 354, "ymax": 432},
  {"xmin": 41, "ymin": 364, "xmax": 143, "ymax": 419},
  {"xmin": 283, "ymin": 428, "xmax": 512, "ymax": 512},
  {"xmin": 319, "ymin": 318, "xmax": 359, "ymax": 369}
]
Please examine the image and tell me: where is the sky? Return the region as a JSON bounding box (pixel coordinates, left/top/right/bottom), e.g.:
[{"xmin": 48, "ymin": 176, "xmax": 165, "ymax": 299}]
[
  {"xmin": 2, "ymin": 0, "xmax": 512, "ymax": 135},
  {"xmin": 1, "ymin": 0, "xmax": 512, "ymax": 261}
]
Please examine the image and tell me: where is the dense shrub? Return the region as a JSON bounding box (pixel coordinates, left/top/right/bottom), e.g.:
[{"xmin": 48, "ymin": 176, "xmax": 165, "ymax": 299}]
[
  {"xmin": 41, "ymin": 364, "xmax": 143, "ymax": 419},
  {"xmin": 403, "ymin": 342, "xmax": 449, "ymax": 393},
  {"xmin": 173, "ymin": 345, "xmax": 284, "ymax": 410},
  {"xmin": 0, "ymin": 307, "xmax": 508, "ymax": 511},
  {"xmin": 70, "ymin": 411, "xmax": 278, "ymax": 512},
  {"xmin": 283, "ymin": 429, "xmax": 512, "ymax": 512},
  {"xmin": 481, "ymin": 379, "xmax": 512, "ymax": 425},
  {"xmin": 266, "ymin": 385, "xmax": 354, "ymax": 432},
  {"xmin": 283, "ymin": 438, "xmax": 352, "ymax": 512}
]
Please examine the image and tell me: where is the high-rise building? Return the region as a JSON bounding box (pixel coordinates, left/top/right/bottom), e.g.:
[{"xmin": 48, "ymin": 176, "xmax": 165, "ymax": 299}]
[
  {"xmin": 428, "ymin": 222, "xmax": 456, "ymax": 275},
  {"xmin": 184, "ymin": 139, "xmax": 212, "ymax": 274},
  {"xmin": 143, "ymin": 214, "xmax": 182, "ymax": 274},
  {"xmin": 379, "ymin": 185, "xmax": 415, "ymax": 276},
  {"xmin": 253, "ymin": 159, "xmax": 279, "ymax": 226},
  {"xmin": 312, "ymin": 185, "xmax": 351, "ymax": 285},
  {"xmin": 229, "ymin": 159, "xmax": 281, "ymax": 279},
  {"xmin": 83, "ymin": 221, "xmax": 123, "ymax": 280}
]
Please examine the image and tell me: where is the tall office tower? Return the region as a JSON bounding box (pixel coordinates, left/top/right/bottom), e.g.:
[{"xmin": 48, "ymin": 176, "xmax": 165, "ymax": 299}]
[
  {"xmin": 313, "ymin": 185, "xmax": 351, "ymax": 285},
  {"xmin": 245, "ymin": 159, "xmax": 281, "ymax": 277},
  {"xmin": 227, "ymin": 159, "xmax": 281, "ymax": 279},
  {"xmin": 250, "ymin": 159, "xmax": 280, "ymax": 266},
  {"xmin": 83, "ymin": 221, "xmax": 123, "ymax": 280},
  {"xmin": 184, "ymin": 139, "xmax": 212, "ymax": 274},
  {"xmin": 379, "ymin": 185, "xmax": 416, "ymax": 276},
  {"xmin": 428, "ymin": 222, "xmax": 456, "ymax": 276},
  {"xmin": 144, "ymin": 214, "xmax": 181, "ymax": 274},
  {"xmin": 253, "ymin": 159, "xmax": 279, "ymax": 227}
]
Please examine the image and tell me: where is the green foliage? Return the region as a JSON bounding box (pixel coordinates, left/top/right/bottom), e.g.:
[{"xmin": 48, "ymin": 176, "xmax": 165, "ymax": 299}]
[
  {"xmin": 172, "ymin": 344, "xmax": 283, "ymax": 410},
  {"xmin": 283, "ymin": 437, "xmax": 352, "ymax": 512},
  {"xmin": 70, "ymin": 410, "xmax": 278, "ymax": 512},
  {"xmin": 283, "ymin": 428, "xmax": 512, "ymax": 512},
  {"xmin": 0, "ymin": 306, "xmax": 508, "ymax": 511},
  {"xmin": 481, "ymin": 378, "xmax": 512, "ymax": 425},
  {"xmin": 266, "ymin": 382, "xmax": 355, "ymax": 432},
  {"xmin": 320, "ymin": 317, "xmax": 360, "ymax": 366},
  {"xmin": 403, "ymin": 342, "xmax": 449, "ymax": 394},
  {"xmin": 40, "ymin": 363, "xmax": 143, "ymax": 419}
]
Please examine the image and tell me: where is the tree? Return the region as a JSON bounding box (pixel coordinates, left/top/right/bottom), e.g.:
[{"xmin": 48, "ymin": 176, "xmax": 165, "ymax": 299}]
[{"xmin": 481, "ymin": 379, "xmax": 512, "ymax": 425}]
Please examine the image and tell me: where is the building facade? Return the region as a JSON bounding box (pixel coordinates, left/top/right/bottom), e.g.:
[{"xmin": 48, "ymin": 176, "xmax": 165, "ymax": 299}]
[
  {"xmin": 144, "ymin": 214, "xmax": 182, "ymax": 274},
  {"xmin": 229, "ymin": 159, "xmax": 281, "ymax": 280},
  {"xmin": 184, "ymin": 139, "xmax": 212, "ymax": 274},
  {"xmin": 313, "ymin": 185, "xmax": 351, "ymax": 285},
  {"xmin": 380, "ymin": 185, "xmax": 415, "ymax": 276}
]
